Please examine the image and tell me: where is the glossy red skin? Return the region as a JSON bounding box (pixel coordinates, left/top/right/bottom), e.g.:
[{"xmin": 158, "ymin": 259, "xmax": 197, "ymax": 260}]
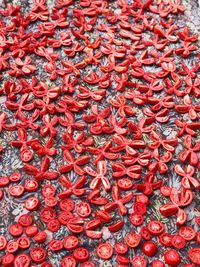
[
  {"xmin": 132, "ymin": 256, "xmax": 147, "ymax": 267},
  {"xmin": 34, "ymin": 231, "xmax": 47, "ymax": 243},
  {"xmin": 30, "ymin": 247, "xmax": 46, "ymax": 263},
  {"xmin": 14, "ymin": 254, "xmax": 31, "ymax": 267},
  {"xmin": 80, "ymin": 262, "xmax": 96, "ymax": 267},
  {"xmin": 114, "ymin": 242, "xmax": 128, "ymax": 254},
  {"xmin": 6, "ymin": 240, "xmax": 19, "ymax": 253},
  {"xmin": 96, "ymin": 243, "xmax": 113, "ymax": 260},
  {"xmin": 9, "ymin": 224, "xmax": 23, "ymax": 237},
  {"xmin": 148, "ymin": 221, "xmax": 165, "ymax": 236},
  {"xmin": 178, "ymin": 226, "xmax": 196, "ymax": 241},
  {"xmin": 0, "ymin": 235, "xmax": 7, "ymax": 251},
  {"xmin": 18, "ymin": 214, "xmax": 33, "ymax": 227},
  {"xmin": 188, "ymin": 248, "xmax": 200, "ymax": 265},
  {"xmin": 2, "ymin": 253, "xmax": 15, "ymax": 267},
  {"xmin": 125, "ymin": 232, "xmax": 141, "ymax": 248},
  {"xmin": 25, "ymin": 225, "xmax": 38, "ymax": 237},
  {"xmin": 61, "ymin": 256, "xmax": 76, "ymax": 267},
  {"xmin": 63, "ymin": 235, "xmax": 79, "ymax": 250},
  {"xmin": 142, "ymin": 242, "xmax": 158, "ymax": 257},
  {"xmin": 17, "ymin": 236, "xmax": 31, "ymax": 249},
  {"xmin": 164, "ymin": 250, "xmax": 181, "ymax": 266},
  {"xmin": 73, "ymin": 247, "xmax": 89, "ymax": 262}
]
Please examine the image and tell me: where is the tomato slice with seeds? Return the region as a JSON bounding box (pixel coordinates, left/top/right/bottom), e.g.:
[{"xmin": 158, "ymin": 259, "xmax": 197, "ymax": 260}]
[
  {"xmin": 63, "ymin": 235, "xmax": 79, "ymax": 250},
  {"xmin": 18, "ymin": 236, "xmax": 31, "ymax": 249},
  {"xmin": 0, "ymin": 235, "xmax": 7, "ymax": 250},
  {"xmin": 25, "ymin": 225, "xmax": 38, "ymax": 237},
  {"xmin": 0, "ymin": 176, "xmax": 10, "ymax": 187},
  {"xmin": 47, "ymin": 219, "xmax": 60, "ymax": 232},
  {"xmin": 80, "ymin": 261, "xmax": 96, "ymax": 267},
  {"xmin": 40, "ymin": 207, "xmax": 56, "ymax": 223},
  {"xmin": 18, "ymin": 214, "xmax": 33, "ymax": 227},
  {"xmin": 61, "ymin": 256, "xmax": 76, "ymax": 267},
  {"xmin": 9, "ymin": 224, "xmax": 23, "ymax": 237},
  {"xmin": 20, "ymin": 149, "xmax": 33, "ymax": 162},
  {"xmin": 25, "ymin": 196, "xmax": 40, "ymax": 211},
  {"xmin": 44, "ymin": 196, "xmax": 58, "ymax": 207},
  {"xmin": 130, "ymin": 213, "xmax": 144, "ymax": 226},
  {"xmin": 171, "ymin": 235, "xmax": 186, "ymax": 249},
  {"xmin": 178, "ymin": 226, "xmax": 196, "ymax": 241},
  {"xmin": 76, "ymin": 202, "xmax": 91, "ymax": 218},
  {"xmin": 34, "ymin": 231, "xmax": 47, "ymax": 243},
  {"xmin": 148, "ymin": 220, "xmax": 165, "ymax": 236},
  {"xmin": 14, "ymin": 254, "xmax": 31, "ymax": 267},
  {"xmin": 9, "ymin": 172, "xmax": 21, "ymax": 182},
  {"xmin": 159, "ymin": 233, "xmax": 172, "ymax": 247},
  {"xmin": 188, "ymin": 248, "xmax": 200, "ymax": 266},
  {"xmin": 114, "ymin": 242, "xmax": 128, "ymax": 254},
  {"xmin": 0, "ymin": 190, "xmax": 3, "ymax": 200},
  {"xmin": 9, "ymin": 185, "xmax": 24, "ymax": 197},
  {"xmin": 73, "ymin": 247, "xmax": 90, "ymax": 262},
  {"xmin": 30, "ymin": 247, "xmax": 46, "ymax": 263},
  {"xmin": 117, "ymin": 178, "xmax": 133, "ymax": 190},
  {"xmin": 24, "ymin": 180, "xmax": 39, "ymax": 192},
  {"xmin": 96, "ymin": 243, "xmax": 113, "ymax": 260},
  {"xmin": 160, "ymin": 186, "xmax": 172, "ymax": 197},
  {"xmin": 48, "ymin": 239, "xmax": 63, "ymax": 251},
  {"xmin": 132, "ymin": 255, "xmax": 147, "ymax": 267},
  {"xmin": 125, "ymin": 232, "xmax": 141, "ymax": 248},
  {"xmin": 7, "ymin": 240, "xmax": 19, "ymax": 253},
  {"xmin": 42, "ymin": 184, "xmax": 56, "ymax": 198},
  {"xmin": 59, "ymin": 198, "xmax": 74, "ymax": 211},
  {"xmin": 58, "ymin": 211, "xmax": 74, "ymax": 225},
  {"xmin": 2, "ymin": 253, "xmax": 15, "ymax": 266},
  {"xmin": 133, "ymin": 202, "xmax": 147, "ymax": 215},
  {"xmin": 140, "ymin": 227, "xmax": 150, "ymax": 241}
]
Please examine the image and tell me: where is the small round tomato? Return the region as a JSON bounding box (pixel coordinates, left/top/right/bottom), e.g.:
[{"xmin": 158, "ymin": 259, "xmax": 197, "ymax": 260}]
[
  {"xmin": 6, "ymin": 240, "xmax": 19, "ymax": 253},
  {"xmin": 97, "ymin": 243, "xmax": 113, "ymax": 260},
  {"xmin": 30, "ymin": 247, "xmax": 46, "ymax": 263},
  {"xmin": 9, "ymin": 224, "xmax": 23, "ymax": 237},
  {"xmin": 0, "ymin": 176, "xmax": 10, "ymax": 187},
  {"xmin": 133, "ymin": 202, "xmax": 147, "ymax": 215},
  {"xmin": 47, "ymin": 219, "xmax": 60, "ymax": 232},
  {"xmin": 44, "ymin": 196, "xmax": 58, "ymax": 207},
  {"xmin": 171, "ymin": 235, "xmax": 186, "ymax": 249},
  {"xmin": 40, "ymin": 207, "xmax": 56, "ymax": 223},
  {"xmin": 196, "ymin": 216, "xmax": 200, "ymax": 226},
  {"xmin": 2, "ymin": 253, "xmax": 15, "ymax": 267},
  {"xmin": 160, "ymin": 186, "xmax": 171, "ymax": 197},
  {"xmin": 80, "ymin": 261, "xmax": 96, "ymax": 267},
  {"xmin": 117, "ymin": 178, "xmax": 133, "ymax": 190},
  {"xmin": 0, "ymin": 235, "xmax": 7, "ymax": 250},
  {"xmin": 0, "ymin": 190, "xmax": 4, "ymax": 200},
  {"xmin": 20, "ymin": 149, "xmax": 33, "ymax": 163},
  {"xmin": 130, "ymin": 213, "xmax": 144, "ymax": 226},
  {"xmin": 114, "ymin": 242, "xmax": 128, "ymax": 254},
  {"xmin": 42, "ymin": 184, "xmax": 56, "ymax": 197},
  {"xmin": 142, "ymin": 241, "xmax": 157, "ymax": 257},
  {"xmin": 140, "ymin": 227, "xmax": 150, "ymax": 241},
  {"xmin": 9, "ymin": 185, "xmax": 24, "ymax": 197},
  {"xmin": 14, "ymin": 254, "xmax": 31, "ymax": 267},
  {"xmin": 59, "ymin": 198, "xmax": 74, "ymax": 211},
  {"xmin": 63, "ymin": 235, "xmax": 79, "ymax": 250},
  {"xmin": 18, "ymin": 214, "xmax": 33, "ymax": 227},
  {"xmin": 41, "ymin": 262, "xmax": 53, "ymax": 267},
  {"xmin": 148, "ymin": 221, "xmax": 165, "ymax": 236},
  {"xmin": 73, "ymin": 247, "xmax": 89, "ymax": 262},
  {"xmin": 132, "ymin": 255, "xmax": 147, "ymax": 267},
  {"xmin": 196, "ymin": 232, "xmax": 200, "ymax": 244},
  {"xmin": 188, "ymin": 248, "xmax": 200, "ymax": 266},
  {"xmin": 17, "ymin": 236, "xmax": 30, "ymax": 249},
  {"xmin": 117, "ymin": 255, "xmax": 129, "ymax": 265},
  {"xmin": 159, "ymin": 233, "xmax": 172, "ymax": 247},
  {"xmin": 58, "ymin": 211, "xmax": 74, "ymax": 225},
  {"xmin": 61, "ymin": 256, "xmax": 76, "ymax": 267},
  {"xmin": 34, "ymin": 231, "xmax": 47, "ymax": 243},
  {"xmin": 9, "ymin": 172, "xmax": 21, "ymax": 182},
  {"xmin": 125, "ymin": 232, "xmax": 141, "ymax": 248},
  {"xmin": 151, "ymin": 260, "xmax": 165, "ymax": 267},
  {"xmin": 24, "ymin": 180, "xmax": 39, "ymax": 192},
  {"xmin": 24, "ymin": 197, "xmax": 40, "ymax": 211},
  {"xmin": 48, "ymin": 239, "xmax": 63, "ymax": 251},
  {"xmin": 76, "ymin": 202, "xmax": 91, "ymax": 218},
  {"xmin": 25, "ymin": 225, "xmax": 38, "ymax": 237},
  {"xmin": 164, "ymin": 250, "xmax": 181, "ymax": 266},
  {"xmin": 178, "ymin": 226, "xmax": 196, "ymax": 241}
]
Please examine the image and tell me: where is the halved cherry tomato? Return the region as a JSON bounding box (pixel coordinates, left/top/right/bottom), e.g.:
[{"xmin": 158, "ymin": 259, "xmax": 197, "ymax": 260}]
[
  {"xmin": 160, "ymin": 186, "xmax": 172, "ymax": 197},
  {"xmin": 135, "ymin": 194, "xmax": 149, "ymax": 205},
  {"xmin": 0, "ymin": 235, "xmax": 7, "ymax": 250},
  {"xmin": 178, "ymin": 226, "xmax": 196, "ymax": 241},
  {"xmin": 61, "ymin": 256, "xmax": 76, "ymax": 267},
  {"xmin": 42, "ymin": 184, "xmax": 56, "ymax": 197},
  {"xmin": 9, "ymin": 172, "xmax": 21, "ymax": 182},
  {"xmin": 188, "ymin": 248, "xmax": 200, "ymax": 266},
  {"xmin": 58, "ymin": 211, "xmax": 74, "ymax": 225},
  {"xmin": 76, "ymin": 202, "xmax": 91, "ymax": 218},
  {"xmin": 34, "ymin": 231, "xmax": 47, "ymax": 243},
  {"xmin": 30, "ymin": 247, "xmax": 46, "ymax": 263},
  {"xmin": 171, "ymin": 235, "xmax": 186, "ymax": 249},
  {"xmin": 80, "ymin": 261, "xmax": 96, "ymax": 267},
  {"xmin": 97, "ymin": 243, "xmax": 113, "ymax": 260},
  {"xmin": 59, "ymin": 198, "xmax": 74, "ymax": 211},
  {"xmin": 44, "ymin": 196, "xmax": 58, "ymax": 207},
  {"xmin": 24, "ymin": 197, "xmax": 40, "ymax": 211},
  {"xmin": 17, "ymin": 236, "xmax": 30, "ymax": 249},
  {"xmin": 25, "ymin": 225, "xmax": 38, "ymax": 237},
  {"xmin": 0, "ymin": 176, "xmax": 10, "ymax": 187},
  {"xmin": 140, "ymin": 227, "xmax": 151, "ymax": 241},
  {"xmin": 133, "ymin": 202, "xmax": 147, "ymax": 215},
  {"xmin": 9, "ymin": 185, "xmax": 24, "ymax": 197},
  {"xmin": 41, "ymin": 262, "xmax": 53, "ymax": 267},
  {"xmin": 18, "ymin": 214, "xmax": 33, "ymax": 227},
  {"xmin": 48, "ymin": 239, "xmax": 63, "ymax": 251},
  {"xmin": 47, "ymin": 219, "xmax": 60, "ymax": 232},
  {"xmin": 117, "ymin": 178, "xmax": 133, "ymax": 190},
  {"xmin": 14, "ymin": 254, "xmax": 31, "ymax": 267},
  {"xmin": 73, "ymin": 247, "xmax": 89, "ymax": 262},
  {"xmin": 0, "ymin": 190, "xmax": 3, "ymax": 200},
  {"xmin": 196, "ymin": 232, "xmax": 200, "ymax": 244},
  {"xmin": 114, "ymin": 242, "xmax": 128, "ymax": 254},
  {"xmin": 20, "ymin": 149, "xmax": 33, "ymax": 162},
  {"xmin": 108, "ymin": 220, "xmax": 124, "ymax": 232},
  {"xmin": 6, "ymin": 240, "xmax": 19, "ymax": 253},
  {"xmin": 159, "ymin": 233, "xmax": 172, "ymax": 247},
  {"xmin": 148, "ymin": 220, "xmax": 165, "ymax": 236},
  {"xmin": 24, "ymin": 180, "xmax": 39, "ymax": 192},
  {"xmin": 125, "ymin": 232, "xmax": 141, "ymax": 248},
  {"xmin": 130, "ymin": 213, "xmax": 144, "ymax": 226},
  {"xmin": 151, "ymin": 260, "xmax": 165, "ymax": 267},
  {"xmin": 132, "ymin": 255, "xmax": 147, "ymax": 267},
  {"xmin": 117, "ymin": 255, "xmax": 129, "ymax": 265},
  {"xmin": 142, "ymin": 241, "xmax": 158, "ymax": 256},
  {"xmin": 40, "ymin": 207, "xmax": 56, "ymax": 223},
  {"xmin": 164, "ymin": 250, "xmax": 181, "ymax": 266},
  {"xmin": 63, "ymin": 235, "xmax": 79, "ymax": 250},
  {"xmin": 9, "ymin": 224, "xmax": 23, "ymax": 237},
  {"xmin": 2, "ymin": 253, "xmax": 15, "ymax": 267}
]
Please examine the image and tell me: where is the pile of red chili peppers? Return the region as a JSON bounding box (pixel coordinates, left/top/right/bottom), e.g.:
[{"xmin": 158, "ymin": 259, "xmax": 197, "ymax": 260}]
[{"xmin": 0, "ymin": 0, "xmax": 200, "ymax": 266}]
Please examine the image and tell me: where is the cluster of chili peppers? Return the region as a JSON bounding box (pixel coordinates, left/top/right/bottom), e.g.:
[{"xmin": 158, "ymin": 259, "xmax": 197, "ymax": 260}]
[{"xmin": 0, "ymin": 0, "xmax": 199, "ymax": 266}]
